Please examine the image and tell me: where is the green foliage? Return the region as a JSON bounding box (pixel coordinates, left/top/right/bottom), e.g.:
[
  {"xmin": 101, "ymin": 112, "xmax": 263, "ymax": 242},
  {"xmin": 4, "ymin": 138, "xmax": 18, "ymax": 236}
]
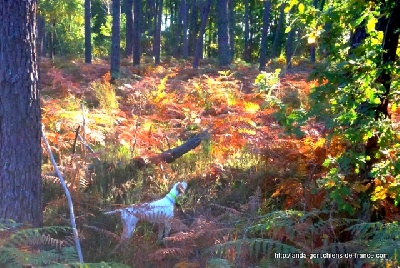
[
  {"xmin": 39, "ymin": 0, "xmax": 85, "ymax": 56},
  {"xmin": 283, "ymin": 0, "xmax": 400, "ymax": 213},
  {"xmin": 91, "ymin": 73, "xmax": 119, "ymax": 113},
  {"xmin": 211, "ymin": 210, "xmax": 400, "ymax": 266},
  {"xmin": 255, "ymin": 69, "xmax": 281, "ymax": 104},
  {"xmin": 0, "ymin": 220, "xmax": 78, "ymax": 267}
]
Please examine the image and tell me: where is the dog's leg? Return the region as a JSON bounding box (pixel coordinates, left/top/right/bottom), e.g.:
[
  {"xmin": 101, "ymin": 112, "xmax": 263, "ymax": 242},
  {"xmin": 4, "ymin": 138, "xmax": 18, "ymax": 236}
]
[
  {"xmin": 157, "ymin": 223, "xmax": 165, "ymax": 242},
  {"xmin": 121, "ymin": 211, "xmax": 139, "ymax": 239}
]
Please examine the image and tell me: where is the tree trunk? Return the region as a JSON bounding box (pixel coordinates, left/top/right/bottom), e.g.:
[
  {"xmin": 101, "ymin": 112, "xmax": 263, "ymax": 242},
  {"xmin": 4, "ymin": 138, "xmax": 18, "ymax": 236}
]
[
  {"xmin": 153, "ymin": 0, "xmax": 163, "ymax": 64},
  {"xmin": 133, "ymin": 0, "xmax": 142, "ymax": 66},
  {"xmin": 193, "ymin": 0, "xmax": 211, "ymax": 68},
  {"xmin": 309, "ymin": 0, "xmax": 319, "ymax": 63},
  {"xmin": 270, "ymin": 3, "xmax": 285, "ymax": 59},
  {"xmin": 285, "ymin": 6, "xmax": 296, "ymax": 70},
  {"xmin": 111, "ymin": 0, "xmax": 121, "ymax": 80},
  {"xmin": 125, "ymin": 0, "xmax": 134, "ymax": 58},
  {"xmin": 188, "ymin": 0, "xmax": 198, "ymax": 57},
  {"xmin": 228, "ymin": 0, "xmax": 235, "ymax": 60},
  {"xmin": 0, "ymin": 0, "xmax": 42, "ymax": 228},
  {"xmin": 49, "ymin": 20, "xmax": 56, "ymax": 59},
  {"xmin": 181, "ymin": 0, "xmax": 189, "ymax": 58},
  {"xmin": 173, "ymin": 0, "xmax": 185, "ymax": 57},
  {"xmin": 365, "ymin": 1, "xmax": 400, "ymax": 178},
  {"xmin": 37, "ymin": 15, "xmax": 46, "ymax": 58},
  {"xmin": 216, "ymin": 0, "xmax": 231, "ymax": 67},
  {"xmin": 85, "ymin": 0, "xmax": 92, "ymax": 63},
  {"xmin": 258, "ymin": 0, "xmax": 271, "ymax": 71},
  {"xmin": 243, "ymin": 0, "xmax": 250, "ymax": 61}
]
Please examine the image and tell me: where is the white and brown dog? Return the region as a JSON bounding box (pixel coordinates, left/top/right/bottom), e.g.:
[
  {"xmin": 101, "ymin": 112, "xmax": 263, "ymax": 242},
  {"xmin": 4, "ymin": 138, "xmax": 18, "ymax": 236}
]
[{"xmin": 105, "ymin": 181, "xmax": 187, "ymax": 241}]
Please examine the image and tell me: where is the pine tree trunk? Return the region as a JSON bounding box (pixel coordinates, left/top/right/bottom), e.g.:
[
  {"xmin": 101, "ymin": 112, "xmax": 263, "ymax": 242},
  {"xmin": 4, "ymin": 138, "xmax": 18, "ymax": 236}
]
[
  {"xmin": 125, "ymin": 0, "xmax": 134, "ymax": 58},
  {"xmin": 133, "ymin": 0, "xmax": 141, "ymax": 66},
  {"xmin": 0, "ymin": 0, "xmax": 43, "ymax": 228},
  {"xmin": 243, "ymin": 0, "xmax": 250, "ymax": 62},
  {"xmin": 309, "ymin": 0, "xmax": 319, "ymax": 63},
  {"xmin": 188, "ymin": 0, "xmax": 198, "ymax": 57},
  {"xmin": 153, "ymin": 0, "xmax": 163, "ymax": 64},
  {"xmin": 270, "ymin": 3, "xmax": 285, "ymax": 59},
  {"xmin": 259, "ymin": 0, "xmax": 271, "ymax": 71},
  {"xmin": 216, "ymin": 0, "xmax": 231, "ymax": 66},
  {"xmin": 193, "ymin": 0, "xmax": 211, "ymax": 68},
  {"xmin": 111, "ymin": 0, "xmax": 121, "ymax": 80},
  {"xmin": 228, "ymin": 0, "xmax": 235, "ymax": 60},
  {"xmin": 173, "ymin": 0, "xmax": 185, "ymax": 57},
  {"xmin": 181, "ymin": 0, "xmax": 189, "ymax": 58},
  {"xmin": 85, "ymin": 0, "xmax": 92, "ymax": 63}
]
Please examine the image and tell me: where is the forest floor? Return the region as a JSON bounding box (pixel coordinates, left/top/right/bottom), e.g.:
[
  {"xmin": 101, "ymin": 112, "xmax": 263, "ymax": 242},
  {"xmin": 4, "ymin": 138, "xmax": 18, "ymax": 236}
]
[{"xmin": 38, "ymin": 57, "xmax": 387, "ymax": 267}]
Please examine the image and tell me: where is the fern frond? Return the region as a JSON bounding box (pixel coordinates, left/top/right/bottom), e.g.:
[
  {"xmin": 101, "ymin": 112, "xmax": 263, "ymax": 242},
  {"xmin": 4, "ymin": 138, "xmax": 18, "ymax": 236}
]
[
  {"xmin": 82, "ymin": 224, "xmax": 120, "ymax": 241},
  {"xmin": 148, "ymin": 247, "xmax": 191, "ymax": 261},
  {"xmin": 0, "ymin": 224, "xmax": 79, "ymax": 267},
  {"xmin": 208, "ymin": 238, "xmax": 306, "ymax": 267}
]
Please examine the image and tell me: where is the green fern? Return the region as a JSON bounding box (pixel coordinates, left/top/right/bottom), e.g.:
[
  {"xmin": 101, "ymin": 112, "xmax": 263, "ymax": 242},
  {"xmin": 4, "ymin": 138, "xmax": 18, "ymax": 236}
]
[
  {"xmin": 209, "ymin": 210, "xmax": 399, "ymax": 267},
  {"xmin": 0, "ymin": 222, "xmax": 78, "ymax": 267}
]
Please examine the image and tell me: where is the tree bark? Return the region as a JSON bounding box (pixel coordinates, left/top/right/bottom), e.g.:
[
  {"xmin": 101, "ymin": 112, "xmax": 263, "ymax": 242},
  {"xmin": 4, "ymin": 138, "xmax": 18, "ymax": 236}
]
[
  {"xmin": 111, "ymin": 0, "xmax": 121, "ymax": 80},
  {"xmin": 270, "ymin": 3, "xmax": 285, "ymax": 59},
  {"xmin": 228, "ymin": 0, "xmax": 235, "ymax": 60},
  {"xmin": 181, "ymin": 0, "xmax": 189, "ymax": 58},
  {"xmin": 193, "ymin": 0, "xmax": 211, "ymax": 68},
  {"xmin": 133, "ymin": 0, "xmax": 142, "ymax": 66},
  {"xmin": 153, "ymin": 0, "xmax": 163, "ymax": 64},
  {"xmin": 258, "ymin": 0, "xmax": 271, "ymax": 71},
  {"xmin": 132, "ymin": 130, "xmax": 210, "ymax": 167},
  {"xmin": 125, "ymin": 0, "xmax": 134, "ymax": 58},
  {"xmin": 216, "ymin": 0, "xmax": 231, "ymax": 67},
  {"xmin": 173, "ymin": 0, "xmax": 186, "ymax": 57},
  {"xmin": 187, "ymin": 0, "xmax": 198, "ymax": 57},
  {"xmin": 0, "ymin": 0, "xmax": 42, "ymax": 227},
  {"xmin": 243, "ymin": 0, "xmax": 250, "ymax": 62},
  {"xmin": 309, "ymin": 0, "xmax": 319, "ymax": 63},
  {"xmin": 365, "ymin": 0, "xmax": 400, "ymax": 178},
  {"xmin": 85, "ymin": 0, "xmax": 92, "ymax": 63}
]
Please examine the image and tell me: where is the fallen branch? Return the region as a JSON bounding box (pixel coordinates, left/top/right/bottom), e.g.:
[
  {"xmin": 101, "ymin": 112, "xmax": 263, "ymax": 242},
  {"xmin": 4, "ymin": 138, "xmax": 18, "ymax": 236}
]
[
  {"xmin": 41, "ymin": 126, "xmax": 84, "ymax": 264},
  {"xmin": 132, "ymin": 129, "xmax": 210, "ymax": 168}
]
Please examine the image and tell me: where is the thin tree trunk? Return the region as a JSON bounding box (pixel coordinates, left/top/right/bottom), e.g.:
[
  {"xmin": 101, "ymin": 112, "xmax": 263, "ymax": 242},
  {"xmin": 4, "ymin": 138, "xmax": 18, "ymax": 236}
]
[
  {"xmin": 193, "ymin": 0, "xmax": 211, "ymax": 68},
  {"xmin": 173, "ymin": 0, "xmax": 185, "ymax": 57},
  {"xmin": 85, "ymin": 0, "xmax": 92, "ymax": 63},
  {"xmin": 270, "ymin": 3, "xmax": 285, "ymax": 59},
  {"xmin": 365, "ymin": 1, "xmax": 400, "ymax": 178},
  {"xmin": 133, "ymin": 0, "xmax": 142, "ymax": 66},
  {"xmin": 216, "ymin": 0, "xmax": 231, "ymax": 66},
  {"xmin": 37, "ymin": 15, "xmax": 46, "ymax": 57},
  {"xmin": 111, "ymin": 0, "xmax": 121, "ymax": 80},
  {"xmin": 49, "ymin": 20, "xmax": 56, "ymax": 59},
  {"xmin": 188, "ymin": 0, "xmax": 198, "ymax": 56},
  {"xmin": 310, "ymin": 0, "xmax": 319, "ymax": 63},
  {"xmin": 153, "ymin": 0, "xmax": 163, "ymax": 64},
  {"xmin": 0, "ymin": 0, "xmax": 42, "ymax": 228},
  {"xmin": 228, "ymin": 0, "xmax": 235, "ymax": 60},
  {"xmin": 285, "ymin": 6, "xmax": 296, "ymax": 70},
  {"xmin": 125, "ymin": 0, "xmax": 134, "ymax": 58},
  {"xmin": 181, "ymin": 0, "xmax": 189, "ymax": 58},
  {"xmin": 243, "ymin": 0, "xmax": 250, "ymax": 61},
  {"xmin": 285, "ymin": 27, "xmax": 295, "ymax": 70},
  {"xmin": 259, "ymin": 0, "xmax": 271, "ymax": 71}
]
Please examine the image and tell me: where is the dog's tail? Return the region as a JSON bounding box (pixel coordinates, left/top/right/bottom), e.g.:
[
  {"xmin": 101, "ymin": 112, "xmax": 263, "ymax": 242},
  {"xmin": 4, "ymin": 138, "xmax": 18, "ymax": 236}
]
[{"xmin": 104, "ymin": 209, "xmax": 122, "ymax": 215}]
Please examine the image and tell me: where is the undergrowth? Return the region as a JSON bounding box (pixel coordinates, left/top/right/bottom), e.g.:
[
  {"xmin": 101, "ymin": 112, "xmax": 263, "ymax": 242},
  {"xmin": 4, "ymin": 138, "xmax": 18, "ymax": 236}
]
[{"xmin": 36, "ymin": 59, "xmax": 400, "ymax": 267}]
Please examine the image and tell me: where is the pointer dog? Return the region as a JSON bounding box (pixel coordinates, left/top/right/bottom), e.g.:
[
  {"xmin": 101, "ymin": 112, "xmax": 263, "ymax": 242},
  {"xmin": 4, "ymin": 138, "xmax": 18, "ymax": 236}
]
[{"xmin": 105, "ymin": 181, "xmax": 187, "ymax": 241}]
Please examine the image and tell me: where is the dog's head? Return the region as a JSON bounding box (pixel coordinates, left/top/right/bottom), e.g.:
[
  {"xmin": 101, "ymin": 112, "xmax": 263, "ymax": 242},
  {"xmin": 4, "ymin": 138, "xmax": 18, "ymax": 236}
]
[{"xmin": 174, "ymin": 181, "xmax": 187, "ymax": 196}]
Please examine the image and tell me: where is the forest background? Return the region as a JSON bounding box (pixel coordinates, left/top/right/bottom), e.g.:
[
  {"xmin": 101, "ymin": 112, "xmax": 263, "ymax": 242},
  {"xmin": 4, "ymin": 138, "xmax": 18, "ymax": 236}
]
[{"xmin": 0, "ymin": 0, "xmax": 399, "ymax": 267}]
